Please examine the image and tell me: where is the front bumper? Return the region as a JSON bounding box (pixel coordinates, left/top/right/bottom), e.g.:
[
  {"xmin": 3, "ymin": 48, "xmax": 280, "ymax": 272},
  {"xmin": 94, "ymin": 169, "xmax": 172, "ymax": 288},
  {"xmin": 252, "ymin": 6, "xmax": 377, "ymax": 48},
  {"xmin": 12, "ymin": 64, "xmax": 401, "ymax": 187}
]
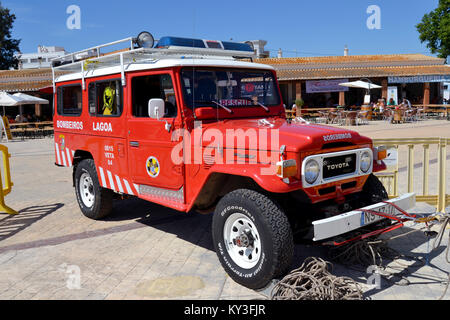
[{"xmin": 312, "ymin": 193, "xmax": 416, "ymax": 242}]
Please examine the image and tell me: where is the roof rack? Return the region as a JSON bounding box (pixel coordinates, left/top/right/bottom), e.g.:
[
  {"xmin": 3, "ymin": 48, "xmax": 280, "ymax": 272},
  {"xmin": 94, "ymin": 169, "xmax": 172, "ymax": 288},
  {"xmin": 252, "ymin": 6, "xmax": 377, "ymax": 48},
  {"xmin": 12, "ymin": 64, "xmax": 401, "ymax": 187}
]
[{"xmin": 51, "ymin": 33, "xmax": 256, "ymax": 91}]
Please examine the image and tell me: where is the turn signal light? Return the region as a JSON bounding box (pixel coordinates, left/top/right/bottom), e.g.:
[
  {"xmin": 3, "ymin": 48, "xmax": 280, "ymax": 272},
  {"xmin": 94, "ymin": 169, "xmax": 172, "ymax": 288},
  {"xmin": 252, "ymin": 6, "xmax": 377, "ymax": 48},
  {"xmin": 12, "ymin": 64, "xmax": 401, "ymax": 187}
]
[
  {"xmin": 276, "ymin": 160, "xmax": 298, "ymax": 178},
  {"xmin": 374, "ymin": 146, "xmax": 387, "ymax": 161}
]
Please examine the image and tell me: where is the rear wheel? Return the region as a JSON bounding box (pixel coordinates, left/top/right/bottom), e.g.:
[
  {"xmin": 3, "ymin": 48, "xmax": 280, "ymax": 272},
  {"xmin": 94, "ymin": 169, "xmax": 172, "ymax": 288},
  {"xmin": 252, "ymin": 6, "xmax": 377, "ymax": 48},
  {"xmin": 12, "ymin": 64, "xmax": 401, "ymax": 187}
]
[
  {"xmin": 74, "ymin": 159, "xmax": 113, "ymax": 220},
  {"xmin": 212, "ymin": 189, "xmax": 294, "ymax": 290}
]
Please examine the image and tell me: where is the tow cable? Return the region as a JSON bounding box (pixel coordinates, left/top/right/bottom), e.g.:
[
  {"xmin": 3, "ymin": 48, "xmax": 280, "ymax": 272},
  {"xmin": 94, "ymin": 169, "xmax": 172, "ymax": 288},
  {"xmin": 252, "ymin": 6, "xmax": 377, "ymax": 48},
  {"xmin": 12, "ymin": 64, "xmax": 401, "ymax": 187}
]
[{"xmin": 271, "ymin": 204, "xmax": 450, "ymax": 300}]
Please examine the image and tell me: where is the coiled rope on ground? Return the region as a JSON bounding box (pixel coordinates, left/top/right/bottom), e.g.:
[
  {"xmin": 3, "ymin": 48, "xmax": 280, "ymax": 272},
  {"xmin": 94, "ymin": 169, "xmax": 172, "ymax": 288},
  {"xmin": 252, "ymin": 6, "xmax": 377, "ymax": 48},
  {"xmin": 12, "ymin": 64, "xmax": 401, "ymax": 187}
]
[
  {"xmin": 328, "ymin": 215, "xmax": 450, "ymax": 299},
  {"xmin": 271, "ymin": 215, "xmax": 450, "ymax": 300},
  {"xmin": 270, "ymin": 257, "xmax": 363, "ymax": 300}
]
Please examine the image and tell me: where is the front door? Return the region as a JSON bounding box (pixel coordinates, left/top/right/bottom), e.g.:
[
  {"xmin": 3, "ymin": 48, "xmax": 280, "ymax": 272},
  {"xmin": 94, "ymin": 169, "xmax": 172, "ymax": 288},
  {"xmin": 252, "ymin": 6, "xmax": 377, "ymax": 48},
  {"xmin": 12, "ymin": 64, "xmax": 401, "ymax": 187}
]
[{"xmin": 127, "ymin": 71, "xmax": 184, "ymax": 202}]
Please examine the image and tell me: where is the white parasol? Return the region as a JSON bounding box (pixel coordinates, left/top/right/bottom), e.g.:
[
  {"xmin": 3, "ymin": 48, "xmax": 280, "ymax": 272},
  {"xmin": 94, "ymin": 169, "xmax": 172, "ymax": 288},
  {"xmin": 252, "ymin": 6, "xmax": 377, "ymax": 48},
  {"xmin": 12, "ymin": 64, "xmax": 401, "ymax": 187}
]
[
  {"xmin": 12, "ymin": 93, "xmax": 49, "ymax": 105},
  {"xmin": 0, "ymin": 92, "xmax": 27, "ymax": 106},
  {"xmin": 339, "ymin": 80, "xmax": 382, "ymax": 90}
]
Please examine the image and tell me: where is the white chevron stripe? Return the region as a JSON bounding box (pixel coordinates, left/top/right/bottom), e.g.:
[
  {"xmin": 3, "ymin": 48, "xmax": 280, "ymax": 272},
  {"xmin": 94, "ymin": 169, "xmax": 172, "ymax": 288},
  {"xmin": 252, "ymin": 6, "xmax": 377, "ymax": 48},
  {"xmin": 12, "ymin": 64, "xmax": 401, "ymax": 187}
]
[
  {"xmin": 98, "ymin": 167, "xmax": 107, "ymax": 188},
  {"xmin": 61, "ymin": 150, "xmax": 67, "ymax": 167},
  {"xmin": 115, "ymin": 175, "xmax": 124, "ymax": 193},
  {"xmin": 123, "ymin": 179, "xmax": 134, "ymax": 196},
  {"xmin": 55, "ymin": 143, "xmax": 61, "ymax": 165},
  {"xmin": 66, "ymin": 148, "xmax": 72, "ymax": 167},
  {"xmin": 107, "ymin": 171, "xmax": 116, "ymax": 191},
  {"xmin": 96, "ymin": 169, "xmax": 136, "ymax": 197}
]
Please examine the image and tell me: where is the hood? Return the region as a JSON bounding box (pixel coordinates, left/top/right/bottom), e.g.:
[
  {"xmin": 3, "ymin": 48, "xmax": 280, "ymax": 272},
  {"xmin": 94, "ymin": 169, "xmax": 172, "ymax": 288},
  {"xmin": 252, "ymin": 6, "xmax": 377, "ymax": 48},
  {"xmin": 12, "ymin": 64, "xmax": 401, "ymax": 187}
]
[{"xmin": 200, "ymin": 117, "xmax": 372, "ymax": 152}]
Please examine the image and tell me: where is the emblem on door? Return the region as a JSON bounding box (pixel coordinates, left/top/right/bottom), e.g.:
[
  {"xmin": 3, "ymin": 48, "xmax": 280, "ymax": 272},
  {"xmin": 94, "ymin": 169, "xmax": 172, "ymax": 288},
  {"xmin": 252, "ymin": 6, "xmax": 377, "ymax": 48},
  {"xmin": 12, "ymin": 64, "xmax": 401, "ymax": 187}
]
[{"xmin": 146, "ymin": 156, "xmax": 160, "ymax": 178}]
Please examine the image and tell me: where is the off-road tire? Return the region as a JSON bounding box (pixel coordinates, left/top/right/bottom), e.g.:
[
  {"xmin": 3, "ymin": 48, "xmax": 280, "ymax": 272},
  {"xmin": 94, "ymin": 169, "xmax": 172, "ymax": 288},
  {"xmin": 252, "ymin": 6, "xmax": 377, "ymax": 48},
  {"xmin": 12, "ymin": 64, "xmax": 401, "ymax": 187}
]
[
  {"xmin": 74, "ymin": 159, "xmax": 113, "ymax": 220},
  {"xmin": 360, "ymin": 174, "xmax": 391, "ymax": 229},
  {"xmin": 362, "ymin": 174, "xmax": 389, "ymax": 204},
  {"xmin": 212, "ymin": 189, "xmax": 294, "ymax": 290}
]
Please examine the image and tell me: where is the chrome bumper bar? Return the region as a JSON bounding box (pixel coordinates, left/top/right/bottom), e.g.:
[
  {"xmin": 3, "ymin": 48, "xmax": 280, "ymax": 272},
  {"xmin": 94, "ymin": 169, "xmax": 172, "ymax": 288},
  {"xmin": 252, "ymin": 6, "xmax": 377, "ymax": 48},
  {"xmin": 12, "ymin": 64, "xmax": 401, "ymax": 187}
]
[{"xmin": 312, "ymin": 193, "xmax": 416, "ymax": 241}]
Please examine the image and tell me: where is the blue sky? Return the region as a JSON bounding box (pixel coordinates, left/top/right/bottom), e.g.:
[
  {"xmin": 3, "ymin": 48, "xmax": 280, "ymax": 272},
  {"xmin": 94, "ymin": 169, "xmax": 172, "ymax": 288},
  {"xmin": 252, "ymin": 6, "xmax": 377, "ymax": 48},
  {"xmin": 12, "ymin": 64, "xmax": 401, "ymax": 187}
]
[{"xmin": 3, "ymin": 0, "xmax": 440, "ymax": 58}]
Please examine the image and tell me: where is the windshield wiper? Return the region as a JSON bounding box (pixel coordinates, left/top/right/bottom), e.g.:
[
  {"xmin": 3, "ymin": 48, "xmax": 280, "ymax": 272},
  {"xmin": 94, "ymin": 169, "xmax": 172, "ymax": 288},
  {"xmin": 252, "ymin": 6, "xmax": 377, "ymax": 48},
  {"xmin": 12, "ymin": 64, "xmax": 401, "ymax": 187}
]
[
  {"xmin": 211, "ymin": 101, "xmax": 233, "ymax": 114},
  {"xmin": 242, "ymin": 98, "xmax": 269, "ymax": 112},
  {"xmin": 256, "ymin": 102, "xmax": 269, "ymax": 112}
]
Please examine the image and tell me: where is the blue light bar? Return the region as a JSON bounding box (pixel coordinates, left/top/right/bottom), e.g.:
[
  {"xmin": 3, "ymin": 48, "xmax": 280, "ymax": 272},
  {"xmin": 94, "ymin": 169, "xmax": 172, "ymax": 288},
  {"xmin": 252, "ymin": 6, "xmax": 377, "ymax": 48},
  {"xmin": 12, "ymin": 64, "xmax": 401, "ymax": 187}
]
[
  {"xmin": 156, "ymin": 36, "xmax": 254, "ymax": 53},
  {"xmin": 157, "ymin": 37, "xmax": 206, "ymax": 49},
  {"xmin": 221, "ymin": 41, "xmax": 254, "ymax": 52}
]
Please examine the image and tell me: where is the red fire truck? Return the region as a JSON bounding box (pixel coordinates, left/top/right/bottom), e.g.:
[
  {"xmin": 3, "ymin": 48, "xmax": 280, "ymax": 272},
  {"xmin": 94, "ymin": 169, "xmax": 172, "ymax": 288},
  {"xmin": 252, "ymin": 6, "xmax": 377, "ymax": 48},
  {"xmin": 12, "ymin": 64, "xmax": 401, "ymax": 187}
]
[{"xmin": 52, "ymin": 32, "xmax": 415, "ymax": 289}]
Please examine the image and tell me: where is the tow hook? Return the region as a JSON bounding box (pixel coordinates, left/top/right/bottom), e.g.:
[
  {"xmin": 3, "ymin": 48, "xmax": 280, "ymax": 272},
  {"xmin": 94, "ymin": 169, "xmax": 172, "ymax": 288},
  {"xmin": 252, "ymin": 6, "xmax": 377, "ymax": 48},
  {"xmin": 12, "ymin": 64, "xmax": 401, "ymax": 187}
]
[{"xmin": 334, "ymin": 186, "xmax": 346, "ymax": 204}]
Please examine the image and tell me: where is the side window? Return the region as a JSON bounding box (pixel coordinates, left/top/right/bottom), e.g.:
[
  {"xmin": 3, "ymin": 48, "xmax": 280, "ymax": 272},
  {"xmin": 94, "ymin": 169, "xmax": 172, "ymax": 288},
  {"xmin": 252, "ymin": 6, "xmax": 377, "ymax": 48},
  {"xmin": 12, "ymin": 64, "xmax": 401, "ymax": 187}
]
[
  {"xmin": 57, "ymin": 85, "xmax": 82, "ymax": 116},
  {"xmin": 88, "ymin": 80, "xmax": 123, "ymax": 117},
  {"xmin": 132, "ymin": 74, "xmax": 177, "ymax": 118}
]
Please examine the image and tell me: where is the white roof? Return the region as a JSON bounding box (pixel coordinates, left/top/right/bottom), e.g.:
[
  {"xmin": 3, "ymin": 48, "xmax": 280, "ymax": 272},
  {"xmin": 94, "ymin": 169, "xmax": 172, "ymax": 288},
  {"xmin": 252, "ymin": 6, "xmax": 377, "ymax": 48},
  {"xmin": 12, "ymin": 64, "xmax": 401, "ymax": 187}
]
[{"xmin": 55, "ymin": 58, "xmax": 274, "ymax": 83}]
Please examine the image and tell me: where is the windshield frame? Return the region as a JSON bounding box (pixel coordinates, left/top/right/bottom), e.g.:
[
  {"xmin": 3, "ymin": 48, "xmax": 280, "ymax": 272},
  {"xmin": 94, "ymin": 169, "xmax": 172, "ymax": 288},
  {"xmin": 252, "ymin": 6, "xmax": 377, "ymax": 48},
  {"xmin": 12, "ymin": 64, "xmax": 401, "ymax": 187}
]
[{"xmin": 179, "ymin": 67, "xmax": 282, "ymax": 111}]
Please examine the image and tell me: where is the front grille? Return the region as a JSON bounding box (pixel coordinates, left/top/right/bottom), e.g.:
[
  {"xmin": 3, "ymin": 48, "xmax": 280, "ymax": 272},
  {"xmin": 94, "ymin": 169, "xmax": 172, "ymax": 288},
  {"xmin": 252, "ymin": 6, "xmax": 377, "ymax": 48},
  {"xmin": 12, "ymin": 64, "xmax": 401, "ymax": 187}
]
[{"xmin": 323, "ymin": 154, "xmax": 357, "ymax": 179}]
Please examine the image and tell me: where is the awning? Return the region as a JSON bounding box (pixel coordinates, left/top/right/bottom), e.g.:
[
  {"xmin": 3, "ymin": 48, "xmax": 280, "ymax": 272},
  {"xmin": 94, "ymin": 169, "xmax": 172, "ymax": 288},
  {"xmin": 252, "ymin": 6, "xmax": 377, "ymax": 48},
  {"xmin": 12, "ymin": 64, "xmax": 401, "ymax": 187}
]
[
  {"xmin": 12, "ymin": 93, "xmax": 49, "ymax": 105},
  {"xmin": 389, "ymin": 75, "xmax": 450, "ymax": 84}
]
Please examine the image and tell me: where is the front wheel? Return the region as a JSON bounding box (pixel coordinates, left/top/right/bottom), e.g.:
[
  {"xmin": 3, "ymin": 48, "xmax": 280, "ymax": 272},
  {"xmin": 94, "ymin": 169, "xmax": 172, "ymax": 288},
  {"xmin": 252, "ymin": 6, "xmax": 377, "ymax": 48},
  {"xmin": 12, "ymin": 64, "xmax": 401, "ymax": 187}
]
[
  {"xmin": 212, "ymin": 189, "xmax": 294, "ymax": 290},
  {"xmin": 361, "ymin": 174, "xmax": 389, "ymax": 205}
]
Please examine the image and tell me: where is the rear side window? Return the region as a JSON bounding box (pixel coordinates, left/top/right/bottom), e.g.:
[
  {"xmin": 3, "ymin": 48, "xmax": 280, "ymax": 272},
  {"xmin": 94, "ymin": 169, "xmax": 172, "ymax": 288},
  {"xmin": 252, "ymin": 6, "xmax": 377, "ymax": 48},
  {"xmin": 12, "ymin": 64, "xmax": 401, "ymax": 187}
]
[
  {"xmin": 88, "ymin": 80, "xmax": 123, "ymax": 117},
  {"xmin": 57, "ymin": 85, "xmax": 82, "ymax": 116}
]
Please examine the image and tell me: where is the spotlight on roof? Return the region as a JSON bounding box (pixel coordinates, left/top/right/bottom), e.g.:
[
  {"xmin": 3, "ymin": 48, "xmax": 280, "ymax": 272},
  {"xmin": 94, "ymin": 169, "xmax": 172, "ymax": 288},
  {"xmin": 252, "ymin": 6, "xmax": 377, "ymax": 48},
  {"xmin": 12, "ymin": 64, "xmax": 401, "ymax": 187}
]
[{"xmin": 135, "ymin": 31, "xmax": 155, "ymax": 49}]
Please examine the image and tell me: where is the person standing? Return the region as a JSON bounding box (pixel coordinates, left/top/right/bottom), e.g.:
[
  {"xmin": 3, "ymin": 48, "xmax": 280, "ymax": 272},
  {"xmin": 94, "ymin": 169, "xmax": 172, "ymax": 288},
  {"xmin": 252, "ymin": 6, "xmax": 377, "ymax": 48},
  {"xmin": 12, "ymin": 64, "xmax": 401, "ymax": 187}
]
[{"xmin": 400, "ymin": 98, "xmax": 412, "ymax": 109}]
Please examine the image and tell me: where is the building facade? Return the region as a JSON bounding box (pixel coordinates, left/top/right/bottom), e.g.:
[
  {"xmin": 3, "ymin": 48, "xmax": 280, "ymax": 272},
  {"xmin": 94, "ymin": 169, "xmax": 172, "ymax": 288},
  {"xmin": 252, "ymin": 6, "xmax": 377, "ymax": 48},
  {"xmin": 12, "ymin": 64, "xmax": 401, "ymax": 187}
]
[
  {"xmin": 16, "ymin": 46, "xmax": 68, "ymax": 70},
  {"xmin": 0, "ymin": 52, "xmax": 449, "ymax": 121},
  {"xmin": 256, "ymin": 54, "xmax": 450, "ymax": 108}
]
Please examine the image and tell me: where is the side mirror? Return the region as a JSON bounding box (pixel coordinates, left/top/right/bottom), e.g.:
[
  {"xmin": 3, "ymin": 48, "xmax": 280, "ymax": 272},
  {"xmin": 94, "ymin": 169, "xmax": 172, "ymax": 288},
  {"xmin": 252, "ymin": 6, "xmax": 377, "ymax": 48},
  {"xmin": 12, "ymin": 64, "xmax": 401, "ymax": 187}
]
[{"xmin": 148, "ymin": 98, "xmax": 165, "ymax": 119}]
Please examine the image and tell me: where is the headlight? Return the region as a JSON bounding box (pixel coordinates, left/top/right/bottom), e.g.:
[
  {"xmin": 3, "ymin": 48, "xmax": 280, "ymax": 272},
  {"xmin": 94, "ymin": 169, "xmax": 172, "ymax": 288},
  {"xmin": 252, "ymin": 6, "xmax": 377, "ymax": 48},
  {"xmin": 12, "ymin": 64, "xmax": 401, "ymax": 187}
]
[
  {"xmin": 305, "ymin": 159, "xmax": 320, "ymax": 184},
  {"xmin": 360, "ymin": 151, "xmax": 372, "ymax": 173}
]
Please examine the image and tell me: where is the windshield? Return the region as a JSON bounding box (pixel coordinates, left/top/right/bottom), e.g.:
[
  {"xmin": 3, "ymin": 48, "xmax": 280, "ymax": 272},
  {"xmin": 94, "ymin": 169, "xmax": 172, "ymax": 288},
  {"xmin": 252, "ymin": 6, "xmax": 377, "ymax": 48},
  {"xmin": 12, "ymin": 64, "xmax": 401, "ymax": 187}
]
[{"xmin": 181, "ymin": 68, "xmax": 281, "ymax": 109}]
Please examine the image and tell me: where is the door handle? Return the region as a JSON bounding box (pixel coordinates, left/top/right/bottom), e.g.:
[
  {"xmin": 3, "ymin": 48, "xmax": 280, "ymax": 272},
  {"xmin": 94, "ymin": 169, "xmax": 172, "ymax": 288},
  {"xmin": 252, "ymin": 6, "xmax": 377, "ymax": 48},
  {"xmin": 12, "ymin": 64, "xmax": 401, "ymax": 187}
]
[{"xmin": 130, "ymin": 141, "xmax": 140, "ymax": 148}]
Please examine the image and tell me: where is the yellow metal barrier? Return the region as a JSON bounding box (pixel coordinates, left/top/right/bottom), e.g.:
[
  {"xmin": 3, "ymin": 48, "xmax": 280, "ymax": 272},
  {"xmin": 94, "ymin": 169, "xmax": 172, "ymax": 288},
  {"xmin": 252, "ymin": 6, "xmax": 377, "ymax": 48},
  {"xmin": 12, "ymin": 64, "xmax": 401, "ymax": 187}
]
[
  {"xmin": 373, "ymin": 138, "xmax": 449, "ymax": 213},
  {"xmin": 0, "ymin": 145, "xmax": 17, "ymax": 215}
]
